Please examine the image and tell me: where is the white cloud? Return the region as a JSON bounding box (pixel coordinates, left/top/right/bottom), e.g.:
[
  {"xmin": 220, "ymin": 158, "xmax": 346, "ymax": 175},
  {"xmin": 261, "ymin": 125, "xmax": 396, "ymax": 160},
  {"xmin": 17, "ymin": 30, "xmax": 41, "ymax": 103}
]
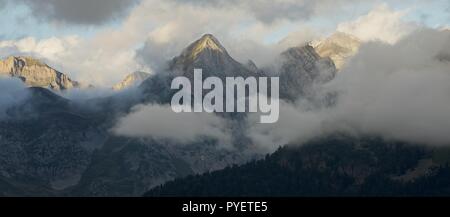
[
  {"xmin": 247, "ymin": 28, "xmax": 450, "ymax": 150},
  {"xmin": 327, "ymin": 28, "xmax": 450, "ymax": 145},
  {"xmin": 0, "ymin": 76, "xmax": 29, "ymax": 120},
  {"xmin": 0, "ymin": 1, "xmax": 436, "ymax": 89},
  {"xmin": 247, "ymin": 100, "xmax": 325, "ymax": 153},
  {"xmin": 0, "ymin": 36, "xmax": 80, "ymax": 61},
  {"xmin": 112, "ymin": 104, "xmax": 232, "ymax": 146},
  {"xmin": 337, "ymin": 4, "xmax": 417, "ymax": 44}
]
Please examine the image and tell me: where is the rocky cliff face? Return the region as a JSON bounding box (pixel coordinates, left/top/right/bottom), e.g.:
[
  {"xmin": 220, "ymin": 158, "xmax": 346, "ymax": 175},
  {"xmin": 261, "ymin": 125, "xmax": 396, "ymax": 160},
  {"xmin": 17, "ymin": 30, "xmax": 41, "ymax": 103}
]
[
  {"xmin": 313, "ymin": 32, "xmax": 361, "ymax": 70},
  {"xmin": 279, "ymin": 45, "xmax": 337, "ymax": 101},
  {"xmin": 139, "ymin": 34, "xmax": 258, "ymax": 104},
  {"xmin": 168, "ymin": 34, "xmax": 255, "ymax": 80},
  {"xmin": 0, "ymin": 56, "xmax": 80, "ymax": 91},
  {"xmin": 113, "ymin": 71, "xmax": 151, "ymax": 91}
]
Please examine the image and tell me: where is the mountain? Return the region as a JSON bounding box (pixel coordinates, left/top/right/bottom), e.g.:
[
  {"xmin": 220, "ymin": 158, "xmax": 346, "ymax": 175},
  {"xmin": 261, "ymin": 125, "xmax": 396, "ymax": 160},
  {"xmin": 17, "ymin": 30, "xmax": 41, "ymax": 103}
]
[
  {"xmin": 0, "ymin": 56, "xmax": 81, "ymax": 91},
  {"xmin": 139, "ymin": 34, "xmax": 258, "ymax": 104},
  {"xmin": 140, "ymin": 33, "xmax": 337, "ymax": 104},
  {"xmin": 113, "ymin": 71, "xmax": 151, "ymax": 91},
  {"xmin": 65, "ymin": 34, "xmax": 258, "ymax": 196},
  {"xmin": 70, "ymin": 35, "xmax": 340, "ymax": 195},
  {"xmin": 168, "ymin": 34, "xmax": 256, "ymax": 80},
  {"xmin": 6, "ymin": 87, "xmax": 70, "ymax": 117},
  {"xmin": 145, "ymin": 134, "xmax": 450, "ymax": 197},
  {"xmin": 312, "ymin": 32, "xmax": 361, "ymax": 70},
  {"xmin": 69, "ymin": 137, "xmax": 250, "ymax": 196},
  {"xmin": 279, "ymin": 44, "xmax": 336, "ymax": 101},
  {"xmin": 0, "ymin": 33, "xmax": 449, "ymax": 197},
  {"xmin": 0, "ymin": 87, "xmax": 107, "ymax": 195}
]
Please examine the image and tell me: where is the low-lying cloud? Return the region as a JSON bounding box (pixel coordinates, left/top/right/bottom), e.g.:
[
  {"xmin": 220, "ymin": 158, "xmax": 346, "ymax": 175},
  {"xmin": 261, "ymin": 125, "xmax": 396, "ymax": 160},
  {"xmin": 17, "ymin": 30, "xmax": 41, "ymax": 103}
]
[
  {"xmin": 337, "ymin": 4, "xmax": 417, "ymax": 44},
  {"xmin": 247, "ymin": 28, "xmax": 450, "ymax": 152},
  {"xmin": 112, "ymin": 104, "xmax": 232, "ymax": 146},
  {"xmin": 328, "ymin": 28, "xmax": 450, "ymax": 146},
  {"xmin": 0, "ymin": 77, "xmax": 29, "ymax": 120},
  {"xmin": 247, "ymin": 100, "xmax": 326, "ymax": 153}
]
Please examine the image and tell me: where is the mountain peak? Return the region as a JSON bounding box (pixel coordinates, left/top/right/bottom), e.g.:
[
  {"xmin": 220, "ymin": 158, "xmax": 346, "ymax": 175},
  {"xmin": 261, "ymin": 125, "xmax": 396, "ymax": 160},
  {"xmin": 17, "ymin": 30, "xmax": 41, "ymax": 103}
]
[
  {"xmin": 167, "ymin": 33, "xmax": 254, "ymax": 79},
  {"xmin": 0, "ymin": 56, "xmax": 80, "ymax": 91},
  {"xmin": 183, "ymin": 34, "xmax": 227, "ymax": 61},
  {"xmin": 197, "ymin": 34, "xmax": 224, "ymax": 50},
  {"xmin": 113, "ymin": 71, "xmax": 151, "ymax": 90},
  {"xmin": 312, "ymin": 32, "xmax": 361, "ymax": 70},
  {"xmin": 6, "ymin": 56, "xmax": 47, "ymax": 67}
]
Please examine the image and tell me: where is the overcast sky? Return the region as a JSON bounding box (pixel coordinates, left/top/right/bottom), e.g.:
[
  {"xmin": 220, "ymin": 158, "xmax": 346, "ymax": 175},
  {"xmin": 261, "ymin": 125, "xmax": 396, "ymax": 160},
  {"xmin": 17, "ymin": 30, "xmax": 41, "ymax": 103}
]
[{"xmin": 0, "ymin": 0, "xmax": 448, "ymax": 86}]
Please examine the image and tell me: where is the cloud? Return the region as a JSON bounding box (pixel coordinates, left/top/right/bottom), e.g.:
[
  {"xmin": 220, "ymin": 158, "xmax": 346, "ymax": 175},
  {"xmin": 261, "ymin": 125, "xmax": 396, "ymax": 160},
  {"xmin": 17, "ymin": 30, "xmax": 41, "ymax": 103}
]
[
  {"xmin": 0, "ymin": 1, "xmax": 433, "ymax": 89},
  {"xmin": 327, "ymin": 28, "xmax": 450, "ymax": 145},
  {"xmin": 15, "ymin": 0, "xmax": 139, "ymax": 25},
  {"xmin": 337, "ymin": 4, "xmax": 417, "ymax": 44},
  {"xmin": 247, "ymin": 100, "xmax": 325, "ymax": 153},
  {"xmin": 0, "ymin": 0, "xmax": 6, "ymax": 10},
  {"xmin": 247, "ymin": 28, "xmax": 450, "ymax": 150},
  {"xmin": 0, "ymin": 36, "xmax": 80, "ymax": 62},
  {"xmin": 0, "ymin": 18, "xmax": 147, "ymax": 87},
  {"xmin": 134, "ymin": 0, "xmax": 322, "ymax": 71},
  {"xmin": 1, "ymin": 1, "xmax": 417, "ymax": 88},
  {"xmin": 0, "ymin": 77, "xmax": 29, "ymax": 120},
  {"xmin": 172, "ymin": 0, "xmax": 374, "ymax": 24},
  {"xmin": 112, "ymin": 104, "xmax": 232, "ymax": 146}
]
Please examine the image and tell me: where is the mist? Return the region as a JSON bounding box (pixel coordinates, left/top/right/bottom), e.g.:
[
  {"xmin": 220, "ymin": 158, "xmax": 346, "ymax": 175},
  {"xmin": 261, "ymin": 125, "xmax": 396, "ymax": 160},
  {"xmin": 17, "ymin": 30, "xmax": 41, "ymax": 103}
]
[
  {"xmin": 112, "ymin": 104, "xmax": 233, "ymax": 147},
  {"xmin": 247, "ymin": 28, "xmax": 450, "ymax": 152},
  {"xmin": 0, "ymin": 77, "xmax": 30, "ymax": 120}
]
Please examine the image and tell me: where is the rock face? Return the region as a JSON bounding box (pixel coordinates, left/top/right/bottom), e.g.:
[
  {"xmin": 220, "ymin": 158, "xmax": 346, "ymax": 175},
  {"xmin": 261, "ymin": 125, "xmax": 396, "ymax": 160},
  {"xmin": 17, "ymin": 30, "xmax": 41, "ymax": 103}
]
[
  {"xmin": 279, "ymin": 45, "xmax": 336, "ymax": 101},
  {"xmin": 140, "ymin": 34, "xmax": 257, "ymax": 104},
  {"xmin": 169, "ymin": 34, "xmax": 255, "ymax": 80},
  {"xmin": 113, "ymin": 71, "xmax": 151, "ymax": 91},
  {"xmin": 313, "ymin": 32, "xmax": 361, "ymax": 70},
  {"xmin": 0, "ymin": 56, "xmax": 80, "ymax": 90}
]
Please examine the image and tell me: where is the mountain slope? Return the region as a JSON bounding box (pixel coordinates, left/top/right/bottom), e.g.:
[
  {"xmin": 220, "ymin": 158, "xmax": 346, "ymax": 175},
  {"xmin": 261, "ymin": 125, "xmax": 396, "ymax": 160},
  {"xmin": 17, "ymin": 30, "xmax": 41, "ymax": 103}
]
[
  {"xmin": 69, "ymin": 137, "xmax": 249, "ymax": 196},
  {"xmin": 279, "ymin": 44, "xmax": 336, "ymax": 101},
  {"xmin": 168, "ymin": 34, "xmax": 255, "ymax": 80},
  {"xmin": 0, "ymin": 87, "xmax": 107, "ymax": 195},
  {"xmin": 145, "ymin": 134, "xmax": 450, "ymax": 197},
  {"xmin": 67, "ymin": 34, "xmax": 259, "ymax": 196},
  {"xmin": 0, "ymin": 56, "xmax": 80, "ymax": 90},
  {"xmin": 313, "ymin": 32, "xmax": 361, "ymax": 70},
  {"xmin": 113, "ymin": 71, "xmax": 151, "ymax": 91},
  {"xmin": 139, "ymin": 34, "xmax": 258, "ymax": 104}
]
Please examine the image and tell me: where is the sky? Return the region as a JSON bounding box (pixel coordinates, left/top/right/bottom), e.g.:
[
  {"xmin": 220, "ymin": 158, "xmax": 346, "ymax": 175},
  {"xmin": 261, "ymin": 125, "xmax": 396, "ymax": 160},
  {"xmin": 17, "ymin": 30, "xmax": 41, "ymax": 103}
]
[{"xmin": 0, "ymin": 0, "xmax": 449, "ymax": 87}]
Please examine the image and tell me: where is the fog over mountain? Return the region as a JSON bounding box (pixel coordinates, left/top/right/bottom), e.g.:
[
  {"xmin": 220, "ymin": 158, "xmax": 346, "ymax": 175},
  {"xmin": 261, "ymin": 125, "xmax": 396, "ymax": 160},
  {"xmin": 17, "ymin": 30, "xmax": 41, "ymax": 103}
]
[
  {"xmin": 248, "ymin": 28, "xmax": 450, "ymax": 153},
  {"xmin": 113, "ymin": 71, "xmax": 151, "ymax": 90},
  {"xmin": 0, "ymin": 77, "xmax": 29, "ymax": 120},
  {"xmin": 0, "ymin": 1, "xmax": 425, "ymax": 87},
  {"xmin": 0, "ymin": 0, "xmax": 449, "ymax": 197}
]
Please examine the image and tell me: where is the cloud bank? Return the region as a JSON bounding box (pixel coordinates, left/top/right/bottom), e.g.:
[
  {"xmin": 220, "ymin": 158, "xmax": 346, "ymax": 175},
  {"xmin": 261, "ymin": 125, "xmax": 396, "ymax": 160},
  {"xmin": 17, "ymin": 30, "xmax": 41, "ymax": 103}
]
[
  {"xmin": 337, "ymin": 4, "xmax": 417, "ymax": 44},
  {"xmin": 0, "ymin": 77, "xmax": 29, "ymax": 120},
  {"xmin": 0, "ymin": 2, "xmax": 420, "ymax": 87},
  {"xmin": 248, "ymin": 28, "xmax": 450, "ymax": 152},
  {"xmin": 112, "ymin": 104, "xmax": 232, "ymax": 146}
]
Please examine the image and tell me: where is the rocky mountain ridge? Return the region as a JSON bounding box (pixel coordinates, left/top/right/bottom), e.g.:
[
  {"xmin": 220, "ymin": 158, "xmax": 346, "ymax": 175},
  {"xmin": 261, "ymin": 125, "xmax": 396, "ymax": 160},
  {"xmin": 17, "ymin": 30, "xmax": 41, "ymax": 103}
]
[{"xmin": 0, "ymin": 56, "xmax": 81, "ymax": 91}]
